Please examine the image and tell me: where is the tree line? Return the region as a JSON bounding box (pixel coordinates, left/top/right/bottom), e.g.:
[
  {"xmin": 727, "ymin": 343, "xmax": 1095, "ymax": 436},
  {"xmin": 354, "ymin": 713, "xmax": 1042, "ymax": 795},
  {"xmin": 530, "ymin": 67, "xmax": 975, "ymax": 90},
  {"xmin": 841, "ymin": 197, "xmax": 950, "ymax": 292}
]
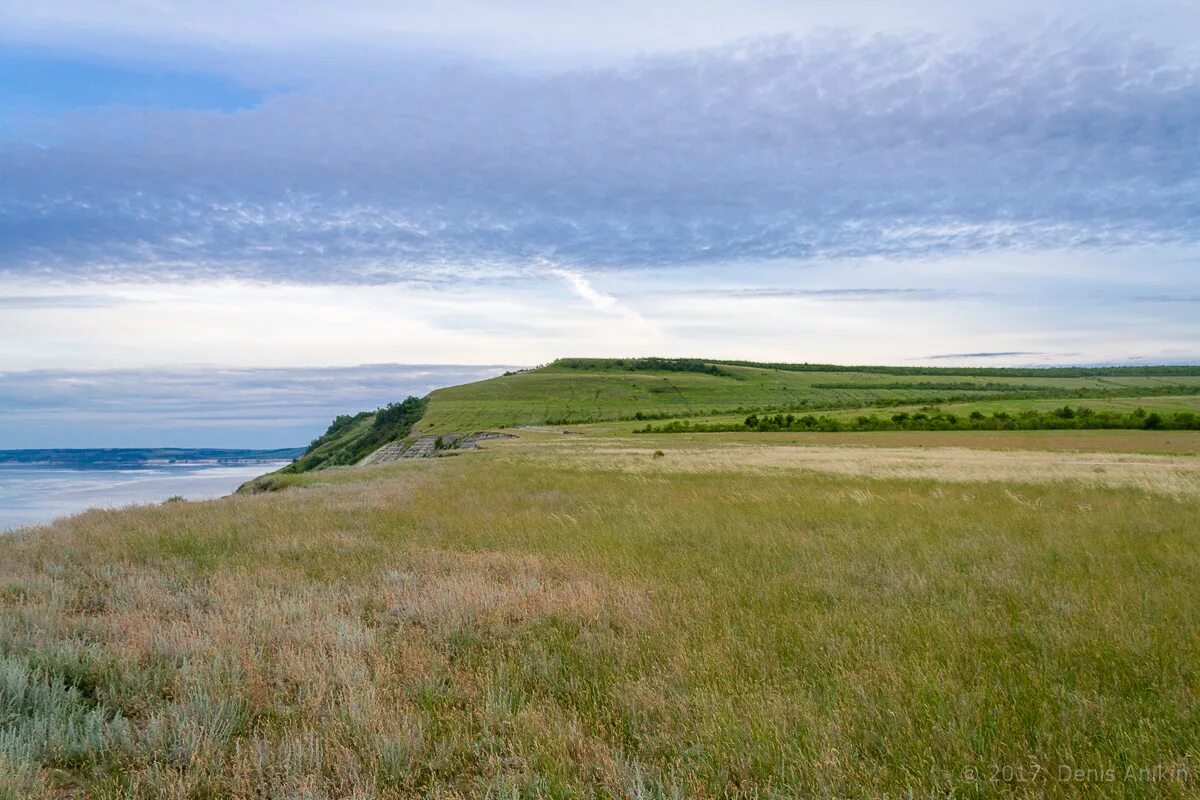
[{"xmin": 637, "ymin": 406, "xmax": 1200, "ymax": 434}]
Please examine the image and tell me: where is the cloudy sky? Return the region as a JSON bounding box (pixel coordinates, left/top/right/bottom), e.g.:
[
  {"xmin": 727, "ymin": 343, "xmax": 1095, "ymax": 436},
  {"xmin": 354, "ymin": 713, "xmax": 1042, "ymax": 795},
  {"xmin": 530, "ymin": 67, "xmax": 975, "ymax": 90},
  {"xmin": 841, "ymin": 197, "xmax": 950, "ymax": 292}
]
[{"xmin": 2, "ymin": 1, "xmax": 1198, "ymax": 446}]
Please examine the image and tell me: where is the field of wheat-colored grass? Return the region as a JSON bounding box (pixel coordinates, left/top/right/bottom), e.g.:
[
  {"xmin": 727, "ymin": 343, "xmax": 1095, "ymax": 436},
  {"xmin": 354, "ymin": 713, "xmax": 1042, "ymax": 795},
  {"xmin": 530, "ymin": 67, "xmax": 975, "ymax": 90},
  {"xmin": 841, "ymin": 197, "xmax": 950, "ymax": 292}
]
[
  {"xmin": 2, "ymin": 435, "xmax": 1198, "ymax": 798},
  {"xmin": 574, "ymin": 425, "xmax": 1200, "ymax": 455},
  {"xmin": 516, "ymin": 433, "xmax": 1200, "ymax": 497}
]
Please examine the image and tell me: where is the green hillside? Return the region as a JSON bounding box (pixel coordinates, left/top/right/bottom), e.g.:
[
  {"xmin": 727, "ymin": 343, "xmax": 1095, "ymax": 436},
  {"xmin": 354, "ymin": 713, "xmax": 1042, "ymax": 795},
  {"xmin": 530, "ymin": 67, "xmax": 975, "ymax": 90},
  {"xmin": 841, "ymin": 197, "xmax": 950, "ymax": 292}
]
[
  {"xmin": 414, "ymin": 358, "xmax": 1200, "ymax": 433},
  {"xmin": 275, "ymin": 396, "xmax": 427, "ymax": 474},
  {"xmin": 275, "ymin": 358, "xmax": 1200, "ymax": 473}
]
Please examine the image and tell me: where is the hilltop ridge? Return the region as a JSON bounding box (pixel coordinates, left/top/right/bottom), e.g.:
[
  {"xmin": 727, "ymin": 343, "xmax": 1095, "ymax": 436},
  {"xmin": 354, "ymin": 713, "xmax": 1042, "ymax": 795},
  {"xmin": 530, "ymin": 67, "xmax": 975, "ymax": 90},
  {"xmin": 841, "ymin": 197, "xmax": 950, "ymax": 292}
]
[{"xmin": 257, "ymin": 358, "xmax": 1200, "ymax": 477}]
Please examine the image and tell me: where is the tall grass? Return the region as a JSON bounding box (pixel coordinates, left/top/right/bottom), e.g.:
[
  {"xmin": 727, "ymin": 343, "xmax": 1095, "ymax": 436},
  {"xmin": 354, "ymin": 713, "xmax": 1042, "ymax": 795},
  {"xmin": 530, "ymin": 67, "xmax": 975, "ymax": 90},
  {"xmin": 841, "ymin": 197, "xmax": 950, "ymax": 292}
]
[{"xmin": 1, "ymin": 442, "xmax": 1197, "ymax": 797}]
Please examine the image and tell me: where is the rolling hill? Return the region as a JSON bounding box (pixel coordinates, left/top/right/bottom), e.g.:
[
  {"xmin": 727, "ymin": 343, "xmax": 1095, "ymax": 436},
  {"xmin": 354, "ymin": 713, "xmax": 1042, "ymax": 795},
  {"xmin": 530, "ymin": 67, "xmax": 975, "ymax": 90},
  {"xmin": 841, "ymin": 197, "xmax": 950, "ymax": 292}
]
[{"xmin": 276, "ymin": 358, "xmax": 1200, "ymax": 473}]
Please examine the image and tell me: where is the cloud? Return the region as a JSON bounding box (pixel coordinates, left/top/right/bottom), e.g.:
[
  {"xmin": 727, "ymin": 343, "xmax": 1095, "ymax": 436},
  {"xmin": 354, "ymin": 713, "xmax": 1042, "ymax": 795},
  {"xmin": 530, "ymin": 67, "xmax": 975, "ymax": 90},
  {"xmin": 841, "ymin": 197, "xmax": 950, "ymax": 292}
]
[
  {"xmin": 5, "ymin": 2, "xmax": 1198, "ymax": 65},
  {"xmin": 0, "ymin": 293, "xmax": 134, "ymax": 308},
  {"xmin": 925, "ymin": 351, "xmax": 1054, "ymax": 359},
  {"xmin": 686, "ymin": 288, "xmax": 980, "ymax": 301},
  {"xmin": 2, "ymin": 25, "xmax": 1198, "ymax": 283},
  {"xmin": 549, "ymin": 268, "xmax": 617, "ymax": 310}
]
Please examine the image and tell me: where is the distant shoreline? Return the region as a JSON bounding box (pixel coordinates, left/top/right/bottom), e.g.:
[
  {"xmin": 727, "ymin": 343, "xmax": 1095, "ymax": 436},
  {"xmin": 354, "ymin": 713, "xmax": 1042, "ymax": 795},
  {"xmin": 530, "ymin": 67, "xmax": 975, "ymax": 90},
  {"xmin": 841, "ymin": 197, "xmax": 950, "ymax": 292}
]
[
  {"xmin": 0, "ymin": 458, "xmax": 296, "ymax": 532},
  {"xmin": 0, "ymin": 447, "xmax": 304, "ymax": 469}
]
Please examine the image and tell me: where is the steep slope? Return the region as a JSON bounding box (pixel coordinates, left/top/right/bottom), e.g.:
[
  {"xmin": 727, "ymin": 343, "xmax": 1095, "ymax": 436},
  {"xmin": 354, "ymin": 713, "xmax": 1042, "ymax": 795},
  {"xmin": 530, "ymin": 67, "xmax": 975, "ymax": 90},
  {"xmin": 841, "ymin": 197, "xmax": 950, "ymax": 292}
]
[{"xmin": 277, "ymin": 396, "xmax": 427, "ymax": 473}]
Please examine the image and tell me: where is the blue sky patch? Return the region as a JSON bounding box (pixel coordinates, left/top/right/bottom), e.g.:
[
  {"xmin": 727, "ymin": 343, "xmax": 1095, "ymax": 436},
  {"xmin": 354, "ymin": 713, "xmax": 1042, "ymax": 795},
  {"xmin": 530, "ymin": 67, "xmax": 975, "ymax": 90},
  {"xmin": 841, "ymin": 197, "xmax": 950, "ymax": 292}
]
[{"xmin": 0, "ymin": 51, "xmax": 265, "ymax": 120}]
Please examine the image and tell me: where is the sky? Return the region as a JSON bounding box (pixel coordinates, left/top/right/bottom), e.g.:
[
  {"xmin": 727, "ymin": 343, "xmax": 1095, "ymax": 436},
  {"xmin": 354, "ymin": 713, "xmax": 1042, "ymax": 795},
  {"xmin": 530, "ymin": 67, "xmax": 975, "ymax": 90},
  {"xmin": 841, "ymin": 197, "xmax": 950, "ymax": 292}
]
[{"xmin": 1, "ymin": 1, "xmax": 1198, "ymax": 447}]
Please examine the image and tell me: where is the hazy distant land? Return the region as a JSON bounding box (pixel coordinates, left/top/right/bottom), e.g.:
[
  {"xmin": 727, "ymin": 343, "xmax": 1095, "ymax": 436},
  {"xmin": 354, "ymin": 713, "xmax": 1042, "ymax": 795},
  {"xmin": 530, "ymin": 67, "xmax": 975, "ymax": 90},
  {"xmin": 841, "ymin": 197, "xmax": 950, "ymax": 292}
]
[{"xmin": 0, "ymin": 447, "xmax": 303, "ymax": 468}]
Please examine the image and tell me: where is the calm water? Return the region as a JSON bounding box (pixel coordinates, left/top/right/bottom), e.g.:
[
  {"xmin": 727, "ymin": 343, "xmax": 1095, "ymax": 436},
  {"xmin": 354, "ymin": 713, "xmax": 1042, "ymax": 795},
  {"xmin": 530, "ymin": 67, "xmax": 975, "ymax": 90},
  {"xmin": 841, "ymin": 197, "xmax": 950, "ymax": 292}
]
[{"xmin": 0, "ymin": 462, "xmax": 288, "ymax": 532}]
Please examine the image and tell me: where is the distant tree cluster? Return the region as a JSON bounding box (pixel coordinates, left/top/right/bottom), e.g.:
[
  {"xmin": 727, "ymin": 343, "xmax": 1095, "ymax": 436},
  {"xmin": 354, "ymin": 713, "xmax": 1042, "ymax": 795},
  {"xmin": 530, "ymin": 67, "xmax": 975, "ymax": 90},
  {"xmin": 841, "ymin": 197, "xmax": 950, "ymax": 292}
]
[
  {"xmin": 618, "ymin": 385, "xmax": 1197, "ymax": 426},
  {"xmin": 638, "ymin": 406, "xmax": 1200, "ymax": 434},
  {"xmin": 554, "ymin": 358, "xmax": 724, "ymax": 375},
  {"xmin": 373, "ymin": 396, "xmax": 427, "ymax": 430}
]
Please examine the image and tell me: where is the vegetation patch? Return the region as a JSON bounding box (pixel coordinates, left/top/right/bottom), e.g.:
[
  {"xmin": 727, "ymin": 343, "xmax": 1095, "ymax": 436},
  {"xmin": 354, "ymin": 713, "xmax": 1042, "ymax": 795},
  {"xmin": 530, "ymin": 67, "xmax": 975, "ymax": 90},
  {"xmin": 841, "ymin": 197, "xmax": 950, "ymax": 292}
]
[
  {"xmin": 712, "ymin": 359, "xmax": 1200, "ymax": 378},
  {"xmin": 414, "ymin": 358, "xmax": 1200, "ymax": 433},
  {"xmin": 551, "ymin": 357, "xmax": 727, "ymax": 375},
  {"xmin": 281, "ymin": 395, "xmax": 428, "ymax": 473},
  {"xmin": 639, "ymin": 405, "xmax": 1200, "ymax": 434}
]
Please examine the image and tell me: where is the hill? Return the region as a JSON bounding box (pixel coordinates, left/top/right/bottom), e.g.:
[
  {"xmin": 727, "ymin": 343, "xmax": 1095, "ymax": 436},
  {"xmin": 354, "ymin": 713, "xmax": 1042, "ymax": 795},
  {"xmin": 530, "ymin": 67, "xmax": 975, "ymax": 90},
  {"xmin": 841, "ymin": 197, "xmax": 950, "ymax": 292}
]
[
  {"xmin": 416, "ymin": 358, "xmax": 1200, "ymax": 433},
  {"xmin": 275, "ymin": 358, "xmax": 1200, "ymax": 473}
]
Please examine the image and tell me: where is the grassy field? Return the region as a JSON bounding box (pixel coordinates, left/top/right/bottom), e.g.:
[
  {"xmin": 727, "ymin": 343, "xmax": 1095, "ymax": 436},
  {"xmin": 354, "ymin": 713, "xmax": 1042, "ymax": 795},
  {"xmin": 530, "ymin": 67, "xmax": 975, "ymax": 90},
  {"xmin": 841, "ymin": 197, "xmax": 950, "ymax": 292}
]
[
  {"xmin": 413, "ymin": 361, "xmax": 1200, "ymax": 434},
  {"xmin": 627, "ymin": 396, "xmax": 1200, "ymax": 434},
  {"xmin": 568, "ymin": 424, "xmax": 1200, "ymax": 455},
  {"xmin": 822, "ymin": 394, "xmax": 1200, "ymax": 420},
  {"xmin": 3, "ymin": 429, "xmax": 1199, "ymax": 798}
]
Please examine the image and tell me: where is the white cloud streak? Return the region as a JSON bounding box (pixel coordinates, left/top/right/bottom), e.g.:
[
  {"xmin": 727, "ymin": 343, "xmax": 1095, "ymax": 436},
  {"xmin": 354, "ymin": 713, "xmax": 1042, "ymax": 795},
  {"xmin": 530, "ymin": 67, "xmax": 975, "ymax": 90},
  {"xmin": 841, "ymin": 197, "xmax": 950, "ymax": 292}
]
[{"xmin": 548, "ymin": 268, "xmax": 617, "ymax": 311}]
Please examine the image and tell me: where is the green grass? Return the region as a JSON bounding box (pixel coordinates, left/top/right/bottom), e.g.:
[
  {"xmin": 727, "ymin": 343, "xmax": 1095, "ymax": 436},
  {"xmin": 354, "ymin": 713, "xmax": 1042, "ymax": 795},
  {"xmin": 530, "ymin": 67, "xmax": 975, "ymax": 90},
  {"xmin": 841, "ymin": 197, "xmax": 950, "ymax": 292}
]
[
  {"xmin": 265, "ymin": 359, "xmax": 1200, "ymax": 474},
  {"xmin": 414, "ymin": 360, "xmax": 1200, "ymax": 434},
  {"xmin": 2, "ymin": 434, "xmax": 1198, "ymax": 797},
  {"xmin": 823, "ymin": 394, "xmax": 1200, "ymax": 420}
]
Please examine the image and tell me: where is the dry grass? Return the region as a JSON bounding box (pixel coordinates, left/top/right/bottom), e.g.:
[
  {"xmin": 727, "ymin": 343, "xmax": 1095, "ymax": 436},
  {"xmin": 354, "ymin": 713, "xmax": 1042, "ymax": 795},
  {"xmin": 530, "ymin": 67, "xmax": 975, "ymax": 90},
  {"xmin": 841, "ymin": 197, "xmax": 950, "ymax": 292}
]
[
  {"xmin": 726, "ymin": 427, "xmax": 1200, "ymax": 454},
  {"xmin": 570, "ymin": 425, "xmax": 1200, "ymax": 455},
  {"xmin": 526, "ymin": 435, "xmax": 1200, "ymax": 497},
  {"xmin": 1, "ymin": 438, "xmax": 1198, "ymax": 798},
  {"xmin": 385, "ymin": 550, "xmax": 641, "ymax": 634}
]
